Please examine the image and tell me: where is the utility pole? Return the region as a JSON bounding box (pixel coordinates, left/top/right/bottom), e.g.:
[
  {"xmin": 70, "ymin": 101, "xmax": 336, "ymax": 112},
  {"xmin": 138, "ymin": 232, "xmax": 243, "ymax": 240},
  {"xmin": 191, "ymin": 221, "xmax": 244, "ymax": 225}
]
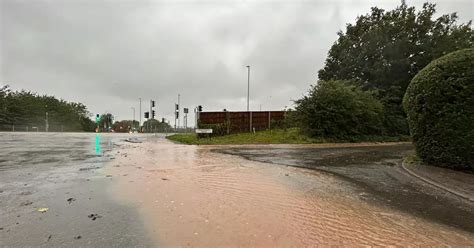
[
  {"xmin": 131, "ymin": 107, "xmax": 135, "ymax": 131},
  {"xmin": 139, "ymin": 98, "xmax": 142, "ymax": 132},
  {"xmin": 45, "ymin": 104, "xmax": 49, "ymax": 132},
  {"xmin": 45, "ymin": 112, "xmax": 49, "ymax": 132},
  {"xmin": 246, "ymin": 65, "xmax": 250, "ymax": 111}
]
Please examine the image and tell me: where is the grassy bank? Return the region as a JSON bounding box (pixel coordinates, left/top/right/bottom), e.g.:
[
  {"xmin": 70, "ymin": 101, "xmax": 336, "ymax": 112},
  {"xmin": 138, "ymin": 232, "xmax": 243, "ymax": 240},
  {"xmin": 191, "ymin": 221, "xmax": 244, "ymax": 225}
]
[{"xmin": 166, "ymin": 128, "xmax": 410, "ymax": 145}]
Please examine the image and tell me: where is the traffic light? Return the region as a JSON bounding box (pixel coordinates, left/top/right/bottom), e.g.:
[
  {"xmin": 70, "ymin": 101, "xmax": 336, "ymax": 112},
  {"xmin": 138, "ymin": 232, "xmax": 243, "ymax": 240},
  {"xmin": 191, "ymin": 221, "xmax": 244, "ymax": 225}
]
[
  {"xmin": 95, "ymin": 114, "xmax": 100, "ymax": 123},
  {"xmin": 175, "ymin": 104, "xmax": 179, "ymax": 111},
  {"xmin": 151, "ymin": 100, "xmax": 155, "ymax": 107},
  {"xmin": 152, "ymin": 110, "xmax": 155, "ymax": 119},
  {"xmin": 198, "ymin": 105, "xmax": 203, "ymax": 112},
  {"xmin": 175, "ymin": 112, "xmax": 179, "ymax": 119},
  {"xmin": 144, "ymin": 112, "xmax": 149, "ymax": 118}
]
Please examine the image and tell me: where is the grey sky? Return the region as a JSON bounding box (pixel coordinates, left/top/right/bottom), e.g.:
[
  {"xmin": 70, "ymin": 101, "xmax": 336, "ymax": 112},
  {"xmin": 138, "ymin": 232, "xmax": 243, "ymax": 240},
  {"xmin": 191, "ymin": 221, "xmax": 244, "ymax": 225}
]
[{"xmin": 1, "ymin": 0, "xmax": 472, "ymax": 126}]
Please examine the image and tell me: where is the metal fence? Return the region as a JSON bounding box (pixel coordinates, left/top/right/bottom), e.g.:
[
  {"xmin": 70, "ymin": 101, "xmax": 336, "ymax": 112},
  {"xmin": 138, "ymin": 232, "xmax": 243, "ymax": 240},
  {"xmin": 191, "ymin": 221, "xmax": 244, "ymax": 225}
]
[
  {"xmin": 0, "ymin": 124, "xmax": 86, "ymax": 132},
  {"xmin": 198, "ymin": 111, "xmax": 285, "ymax": 134}
]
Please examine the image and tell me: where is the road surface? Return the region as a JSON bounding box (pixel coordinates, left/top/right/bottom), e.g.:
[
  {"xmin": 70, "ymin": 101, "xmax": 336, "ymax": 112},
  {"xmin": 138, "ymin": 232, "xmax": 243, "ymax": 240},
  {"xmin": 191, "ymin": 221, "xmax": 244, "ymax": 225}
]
[{"xmin": 1, "ymin": 133, "xmax": 473, "ymax": 247}]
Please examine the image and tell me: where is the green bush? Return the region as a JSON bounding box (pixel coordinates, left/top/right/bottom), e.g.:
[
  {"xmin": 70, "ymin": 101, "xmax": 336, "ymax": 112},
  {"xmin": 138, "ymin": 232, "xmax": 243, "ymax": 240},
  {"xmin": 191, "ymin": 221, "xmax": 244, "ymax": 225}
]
[
  {"xmin": 403, "ymin": 48, "xmax": 474, "ymax": 170},
  {"xmin": 197, "ymin": 121, "xmax": 229, "ymax": 137},
  {"xmin": 295, "ymin": 80, "xmax": 384, "ymax": 138}
]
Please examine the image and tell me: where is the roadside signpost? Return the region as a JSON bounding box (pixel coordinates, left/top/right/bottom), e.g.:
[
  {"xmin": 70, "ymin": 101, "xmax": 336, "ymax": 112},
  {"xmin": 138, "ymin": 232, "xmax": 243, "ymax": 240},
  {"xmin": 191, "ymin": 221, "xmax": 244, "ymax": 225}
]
[
  {"xmin": 196, "ymin": 128, "xmax": 213, "ymax": 139},
  {"xmin": 195, "ymin": 129, "xmax": 212, "ymax": 134}
]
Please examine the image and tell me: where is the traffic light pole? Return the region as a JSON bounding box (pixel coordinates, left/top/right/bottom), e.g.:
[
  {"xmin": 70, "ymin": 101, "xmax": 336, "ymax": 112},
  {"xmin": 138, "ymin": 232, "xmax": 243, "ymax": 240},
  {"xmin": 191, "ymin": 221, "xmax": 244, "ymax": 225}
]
[
  {"xmin": 139, "ymin": 98, "xmax": 142, "ymax": 132},
  {"xmin": 177, "ymin": 94, "xmax": 180, "ymax": 129}
]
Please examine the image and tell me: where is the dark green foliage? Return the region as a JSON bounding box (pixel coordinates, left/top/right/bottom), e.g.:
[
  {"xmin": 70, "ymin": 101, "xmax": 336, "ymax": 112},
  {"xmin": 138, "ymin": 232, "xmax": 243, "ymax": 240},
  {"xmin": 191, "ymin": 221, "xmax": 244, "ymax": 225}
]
[
  {"xmin": 197, "ymin": 121, "xmax": 230, "ymax": 137},
  {"xmin": 295, "ymin": 80, "xmax": 384, "ymax": 138},
  {"xmin": 142, "ymin": 119, "xmax": 172, "ymax": 133},
  {"xmin": 270, "ymin": 109, "xmax": 298, "ymax": 130},
  {"xmin": 403, "ymin": 48, "xmax": 474, "ymax": 170},
  {"xmin": 112, "ymin": 120, "xmax": 139, "ymax": 133},
  {"xmin": 0, "ymin": 85, "xmax": 95, "ymax": 132},
  {"xmin": 318, "ymin": 3, "xmax": 473, "ymax": 135},
  {"xmin": 97, "ymin": 113, "xmax": 114, "ymax": 132}
]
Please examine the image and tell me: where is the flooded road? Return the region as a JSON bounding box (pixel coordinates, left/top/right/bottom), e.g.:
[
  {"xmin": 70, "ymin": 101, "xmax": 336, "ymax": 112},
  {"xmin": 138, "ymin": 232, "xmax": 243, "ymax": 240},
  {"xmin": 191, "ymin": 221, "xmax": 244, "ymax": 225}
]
[
  {"xmin": 108, "ymin": 139, "xmax": 474, "ymax": 247},
  {"xmin": 1, "ymin": 133, "xmax": 473, "ymax": 247}
]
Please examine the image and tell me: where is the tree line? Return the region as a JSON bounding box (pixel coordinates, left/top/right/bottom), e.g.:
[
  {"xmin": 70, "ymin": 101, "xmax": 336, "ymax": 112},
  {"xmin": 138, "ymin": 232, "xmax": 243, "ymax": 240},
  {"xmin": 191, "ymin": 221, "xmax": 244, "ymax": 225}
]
[{"xmin": 0, "ymin": 85, "xmax": 96, "ymax": 131}]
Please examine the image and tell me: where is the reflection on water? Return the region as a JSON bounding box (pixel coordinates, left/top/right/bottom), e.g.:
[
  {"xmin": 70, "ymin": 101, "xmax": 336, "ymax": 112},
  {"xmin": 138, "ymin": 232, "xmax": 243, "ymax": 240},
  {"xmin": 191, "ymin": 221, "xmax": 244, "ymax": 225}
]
[
  {"xmin": 0, "ymin": 132, "xmax": 142, "ymax": 170},
  {"xmin": 95, "ymin": 133, "xmax": 101, "ymax": 155}
]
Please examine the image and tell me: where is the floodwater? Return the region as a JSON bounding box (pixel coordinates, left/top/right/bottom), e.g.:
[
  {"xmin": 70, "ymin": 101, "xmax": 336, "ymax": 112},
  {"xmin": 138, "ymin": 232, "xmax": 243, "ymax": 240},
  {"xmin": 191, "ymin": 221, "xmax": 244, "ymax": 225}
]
[
  {"xmin": 1, "ymin": 132, "xmax": 473, "ymax": 247},
  {"xmin": 108, "ymin": 138, "xmax": 474, "ymax": 247}
]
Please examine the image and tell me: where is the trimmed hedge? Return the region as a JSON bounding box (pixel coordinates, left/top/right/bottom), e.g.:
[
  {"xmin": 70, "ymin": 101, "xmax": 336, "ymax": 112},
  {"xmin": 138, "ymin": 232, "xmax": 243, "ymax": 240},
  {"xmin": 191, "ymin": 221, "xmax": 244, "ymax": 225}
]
[{"xmin": 403, "ymin": 48, "xmax": 474, "ymax": 170}]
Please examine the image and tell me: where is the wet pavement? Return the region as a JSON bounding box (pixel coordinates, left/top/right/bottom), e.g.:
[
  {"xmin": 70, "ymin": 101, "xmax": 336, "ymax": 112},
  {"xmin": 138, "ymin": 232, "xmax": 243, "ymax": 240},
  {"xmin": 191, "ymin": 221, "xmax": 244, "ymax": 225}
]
[
  {"xmin": 0, "ymin": 132, "xmax": 152, "ymax": 247},
  {"xmin": 1, "ymin": 133, "xmax": 473, "ymax": 247}
]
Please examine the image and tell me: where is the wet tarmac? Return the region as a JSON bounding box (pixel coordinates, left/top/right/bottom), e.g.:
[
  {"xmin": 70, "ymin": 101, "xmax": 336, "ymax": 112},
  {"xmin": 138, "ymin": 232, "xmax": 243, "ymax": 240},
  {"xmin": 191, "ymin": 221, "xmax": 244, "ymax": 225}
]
[
  {"xmin": 0, "ymin": 132, "xmax": 152, "ymax": 247},
  {"xmin": 2, "ymin": 133, "xmax": 473, "ymax": 247}
]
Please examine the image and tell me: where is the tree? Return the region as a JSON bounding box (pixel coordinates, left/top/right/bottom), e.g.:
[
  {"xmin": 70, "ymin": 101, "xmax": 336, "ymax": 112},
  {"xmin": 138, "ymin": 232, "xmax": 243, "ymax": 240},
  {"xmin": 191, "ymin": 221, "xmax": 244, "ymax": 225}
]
[
  {"xmin": 142, "ymin": 119, "xmax": 172, "ymax": 133},
  {"xmin": 0, "ymin": 85, "xmax": 96, "ymax": 131},
  {"xmin": 318, "ymin": 3, "xmax": 473, "ymax": 135},
  {"xmin": 295, "ymin": 80, "xmax": 384, "ymax": 138},
  {"xmin": 112, "ymin": 120, "xmax": 139, "ymax": 133},
  {"xmin": 403, "ymin": 48, "xmax": 474, "ymax": 170},
  {"xmin": 98, "ymin": 113, "xmax": 114, "ymax": 132}
]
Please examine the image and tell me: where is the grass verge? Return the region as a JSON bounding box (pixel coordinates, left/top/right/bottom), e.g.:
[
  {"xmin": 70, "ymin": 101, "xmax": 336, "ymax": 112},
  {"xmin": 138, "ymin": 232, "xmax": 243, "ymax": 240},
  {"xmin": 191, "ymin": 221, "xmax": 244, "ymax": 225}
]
[
  {"xmin": 403, "ymin": 152, "xmax": 423, "ymax": 165},
  {"xmin": 166, "ymin": 128, "xmax": 411, "ymax": 145}
]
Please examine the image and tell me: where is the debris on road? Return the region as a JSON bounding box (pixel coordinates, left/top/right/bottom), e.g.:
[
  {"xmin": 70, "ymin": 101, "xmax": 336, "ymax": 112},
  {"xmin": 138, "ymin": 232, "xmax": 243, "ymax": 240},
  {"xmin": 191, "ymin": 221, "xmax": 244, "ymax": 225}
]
[
  {"xmin": 67, "ymin": 198, "xmax": 76, "ymax": 204},
  {"xmin": 37, "ymin": 208, "xmax": 49, "ymax": 213},
  {"xmin": 88, "ymin": 213, "xmax": 102, "ymax": 220},
  {"xmin": 124, "ymin": 138, "xmax": 142, "ymax": 143},
  {"xmin": 20, "ymin": 200, "xmax": 33, "ymax": 206}
]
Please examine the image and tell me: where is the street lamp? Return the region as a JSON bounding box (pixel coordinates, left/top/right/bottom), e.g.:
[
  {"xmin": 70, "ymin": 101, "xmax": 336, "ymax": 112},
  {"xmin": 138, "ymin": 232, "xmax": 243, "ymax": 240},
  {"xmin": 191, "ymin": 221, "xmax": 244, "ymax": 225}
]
[
  {"xmin": 131, "ymin": 107, "xmax": 135, "ymax": 130},
  {"xmin": 246, "ymin": 65, "xmax": 250, "ymax": 111}
]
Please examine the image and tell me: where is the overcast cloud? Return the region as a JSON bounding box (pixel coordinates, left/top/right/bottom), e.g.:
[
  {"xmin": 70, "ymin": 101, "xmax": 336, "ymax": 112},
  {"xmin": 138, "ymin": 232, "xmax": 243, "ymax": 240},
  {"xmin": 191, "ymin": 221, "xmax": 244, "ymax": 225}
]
[{"xmin": 1, "ymin": 0, "xmax": 472, "ymax": 126}]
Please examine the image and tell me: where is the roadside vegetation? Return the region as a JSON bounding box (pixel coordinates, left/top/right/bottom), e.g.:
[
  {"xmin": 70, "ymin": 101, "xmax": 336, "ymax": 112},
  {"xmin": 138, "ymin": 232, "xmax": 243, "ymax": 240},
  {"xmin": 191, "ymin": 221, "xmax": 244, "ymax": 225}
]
[
  {"xmin": 404, "ymin": 49, "xmax": 474, "ymax": 170},
  {"xmin": 181, "ymin": 3, "xmax": 473, "ymax": 172},
  {"xmin": 316, "ymin": 3, "xmax": 472, "ymax": 136},
  {"xmin": 292, "ymin": 3, "xmax": 473, "ymax": 171},
  {"xmin": 0, "ymin": 85, "xmax": 96, "ymax": 131},
  {"xmin": 167, "ymin": 128, "xmax": 409, "ymax": 145}
]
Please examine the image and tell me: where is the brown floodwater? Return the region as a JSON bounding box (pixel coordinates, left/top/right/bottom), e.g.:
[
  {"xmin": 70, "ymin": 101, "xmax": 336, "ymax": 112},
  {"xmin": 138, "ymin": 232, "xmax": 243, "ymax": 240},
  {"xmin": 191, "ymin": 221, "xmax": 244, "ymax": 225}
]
[{"xmin": 106, "ymin": 138, "xmax": 473, "ymax": 247}]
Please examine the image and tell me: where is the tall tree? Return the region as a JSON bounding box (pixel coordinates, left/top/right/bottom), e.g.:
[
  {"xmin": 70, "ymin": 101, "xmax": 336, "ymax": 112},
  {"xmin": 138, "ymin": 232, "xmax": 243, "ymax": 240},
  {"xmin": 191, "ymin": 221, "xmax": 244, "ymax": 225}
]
[{"xmin": 318, "ymin": 3, "xmax": 473, "ymax": 134}]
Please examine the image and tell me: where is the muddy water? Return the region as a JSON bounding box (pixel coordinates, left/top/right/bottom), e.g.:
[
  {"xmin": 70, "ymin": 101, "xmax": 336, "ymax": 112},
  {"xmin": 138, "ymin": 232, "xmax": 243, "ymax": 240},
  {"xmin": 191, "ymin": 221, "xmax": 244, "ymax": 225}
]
[{"xmin": 107, "ymin": 138, "xmax": 473, "ymax": 247}]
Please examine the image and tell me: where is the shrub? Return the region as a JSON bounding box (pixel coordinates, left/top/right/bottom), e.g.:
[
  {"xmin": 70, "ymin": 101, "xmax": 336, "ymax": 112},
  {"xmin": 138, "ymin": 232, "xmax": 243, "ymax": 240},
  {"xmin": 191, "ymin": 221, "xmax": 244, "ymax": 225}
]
[
  {"xmin": 403, "ymin": 48, "xmax": 474, "ymax": 170},
  {"xmin": 295, "ymin": 80, "xmax": 384, "ymax": 138},
  {"xmin": 197, "ymin": 121, "xmax": 229, "ymax": 137}
]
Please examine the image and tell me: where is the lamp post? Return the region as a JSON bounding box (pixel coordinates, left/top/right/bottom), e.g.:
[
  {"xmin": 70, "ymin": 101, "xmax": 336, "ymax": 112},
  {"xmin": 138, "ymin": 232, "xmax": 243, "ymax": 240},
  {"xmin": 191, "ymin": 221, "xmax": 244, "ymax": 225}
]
[
  {"xmin": 131, "ymin": 107, "xmax": 135, "ymax": 130},
  {"xmin": 246, "ymin": 65, "xmax": 250, "ymax": 111}
]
